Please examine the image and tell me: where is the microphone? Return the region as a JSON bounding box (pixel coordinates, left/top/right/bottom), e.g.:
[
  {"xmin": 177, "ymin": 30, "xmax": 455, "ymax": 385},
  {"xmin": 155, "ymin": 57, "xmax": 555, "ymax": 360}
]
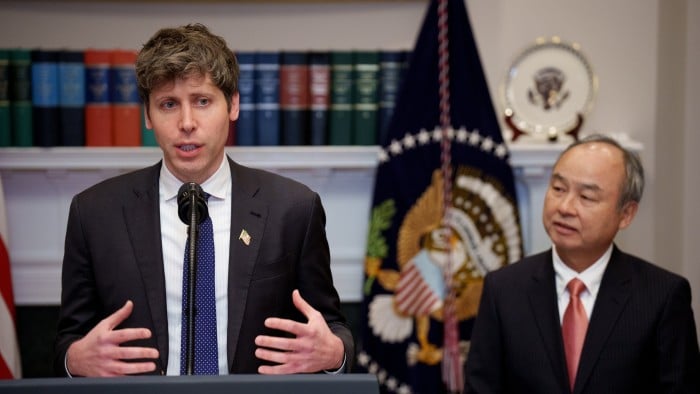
[
  {"xmin": 176, "ymin": 182, "xmax": 209, "ymax": 375},
  {"xmin": 177, "ymin": 182, "xmax": 209, "ymax": 225}
]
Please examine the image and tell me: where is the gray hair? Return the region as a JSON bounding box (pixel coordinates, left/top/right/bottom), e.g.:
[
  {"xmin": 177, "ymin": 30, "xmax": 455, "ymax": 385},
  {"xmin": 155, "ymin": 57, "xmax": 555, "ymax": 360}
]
[{"xmin": 557, "ymin": 134, "xmax": 644, "ymax": 210}]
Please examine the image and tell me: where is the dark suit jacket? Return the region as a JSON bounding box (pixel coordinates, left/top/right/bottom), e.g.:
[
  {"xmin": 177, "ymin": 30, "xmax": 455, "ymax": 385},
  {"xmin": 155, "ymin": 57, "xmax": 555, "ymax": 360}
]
[
  {"xmin": 465, "ymin": 246, "xmax": 700, "ymax": 394},
  {"xmin": 54, "ymin": 157, "xmax": 354, "ymax": 376}
]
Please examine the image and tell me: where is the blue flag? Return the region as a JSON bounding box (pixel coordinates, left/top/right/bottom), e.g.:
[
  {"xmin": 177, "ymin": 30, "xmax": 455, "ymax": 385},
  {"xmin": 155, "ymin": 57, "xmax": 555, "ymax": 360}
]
[{"xmin": 358, "ymin": 1, "xmax": 523, "ymax": 393}]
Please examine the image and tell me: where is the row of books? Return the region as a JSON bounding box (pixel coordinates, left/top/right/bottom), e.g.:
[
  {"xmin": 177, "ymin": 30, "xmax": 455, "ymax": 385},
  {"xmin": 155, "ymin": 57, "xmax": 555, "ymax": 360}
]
[
  {"xmin": 0, "ymin": 48, "xmax": 411, "ymax": 148},
  {"xmin": 233, "ymin": 49, "xmax": 410, "ymax": 146},
  {"xmin": 0, "ymin": 48, "xmax": 155, "ymax": 148}
]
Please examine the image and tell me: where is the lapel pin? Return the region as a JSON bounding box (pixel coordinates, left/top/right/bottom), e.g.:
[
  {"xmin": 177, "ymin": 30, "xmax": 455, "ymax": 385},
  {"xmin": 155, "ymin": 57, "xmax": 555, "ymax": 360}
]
[{"xmin": 239, "ymin": 229, "xmax": 251, "ymax": 246}]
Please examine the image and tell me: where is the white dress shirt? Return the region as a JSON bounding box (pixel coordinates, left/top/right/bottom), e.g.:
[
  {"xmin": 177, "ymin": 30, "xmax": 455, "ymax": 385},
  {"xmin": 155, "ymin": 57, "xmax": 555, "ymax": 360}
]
[
  {"xmin": 160, "ymin": 157, "xmax": 231, "ymax": 375},
  {"xmin": 553, "ymin": 244, "xmax": 612, "ymax": 324}
]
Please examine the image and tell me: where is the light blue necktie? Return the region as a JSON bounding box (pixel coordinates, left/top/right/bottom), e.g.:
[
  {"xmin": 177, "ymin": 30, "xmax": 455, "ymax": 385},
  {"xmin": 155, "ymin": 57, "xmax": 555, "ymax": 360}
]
[{"xmin": 180, "ymin": 199, "xmax": 218, "ymax": 375}]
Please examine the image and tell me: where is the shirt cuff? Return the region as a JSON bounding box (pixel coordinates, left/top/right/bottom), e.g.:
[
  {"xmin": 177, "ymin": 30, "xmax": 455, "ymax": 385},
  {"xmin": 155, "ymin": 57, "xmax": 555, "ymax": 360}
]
[
  {"xmin": 323, "ymin": 352, "xmax": 347, "ymax": 374},
  {"xmin": 64, "ymin": 353, "xmax": 74, "ymax": 378}
]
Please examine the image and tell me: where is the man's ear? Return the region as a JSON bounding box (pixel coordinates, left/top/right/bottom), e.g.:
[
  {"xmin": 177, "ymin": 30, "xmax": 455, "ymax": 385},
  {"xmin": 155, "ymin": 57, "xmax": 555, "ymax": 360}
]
[
  {"xmin": 143, "ymin": 105, "xmax": 152, "ymax": 129},
  {"xmin": 618, "ymin": 201, "xmax": 638, "ymax": 230},
  {"xmin": 229, "ymin": 92, "xmax": 240, "ymax": 122}
]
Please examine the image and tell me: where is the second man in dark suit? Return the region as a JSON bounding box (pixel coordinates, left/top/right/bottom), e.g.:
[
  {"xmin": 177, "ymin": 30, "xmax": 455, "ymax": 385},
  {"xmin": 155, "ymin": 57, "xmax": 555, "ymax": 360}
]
[{"xmin": 465, "ymin": 134, "xmax": 699, "ymax": 393}]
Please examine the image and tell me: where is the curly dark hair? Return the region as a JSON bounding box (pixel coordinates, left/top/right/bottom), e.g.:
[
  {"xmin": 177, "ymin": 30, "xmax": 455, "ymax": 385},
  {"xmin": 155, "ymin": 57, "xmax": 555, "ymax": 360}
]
[{"xmin": 135, "ymin": 23, "xmax": 239, "ymax": 113}]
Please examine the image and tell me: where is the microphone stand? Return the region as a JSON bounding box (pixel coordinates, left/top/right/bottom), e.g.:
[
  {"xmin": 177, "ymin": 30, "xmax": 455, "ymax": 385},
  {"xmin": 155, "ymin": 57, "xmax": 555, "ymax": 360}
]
[
  {"xmin": 185, "ymin": 189, "xmax": 199, "ymax": 376},
  {"xmin": 177, "ymin": 182, "xmax": 208, "ymax": 375}
]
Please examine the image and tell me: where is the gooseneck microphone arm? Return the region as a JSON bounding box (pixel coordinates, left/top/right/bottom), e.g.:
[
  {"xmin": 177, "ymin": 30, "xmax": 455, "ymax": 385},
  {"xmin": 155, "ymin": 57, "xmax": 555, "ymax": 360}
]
[{"xmin": 176, "ymin": 182, "xmax": 209, "ymax": 375}]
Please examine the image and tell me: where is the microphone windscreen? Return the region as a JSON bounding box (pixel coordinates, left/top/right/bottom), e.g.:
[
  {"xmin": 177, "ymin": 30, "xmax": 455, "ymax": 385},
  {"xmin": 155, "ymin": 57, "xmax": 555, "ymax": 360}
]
[{"xmin": 177, "ymin": 182, "xmax": 209, "ymax": 225}]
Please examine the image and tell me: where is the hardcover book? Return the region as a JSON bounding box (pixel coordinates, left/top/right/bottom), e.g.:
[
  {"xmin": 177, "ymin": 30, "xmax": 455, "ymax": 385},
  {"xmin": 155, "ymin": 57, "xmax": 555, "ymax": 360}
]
[
  {"xmin": 31, "ymin": 49, "xmax": 60, "ymax": 147},
  {"xmin": 308, "ymin": 51, "xmax": 330, "ymax": 146},
  {"xmin": 0, "ymin": 50, "xmax": 10, "ymax": 146},
  {"xmin": 255, "ymin": 51, "xmax": 280, "ymax": 146},
  {"xmin": 328, "ymin": 51, "xmax": 353, "ymax": 145},
  {"xmin": 110, "ymin": 49, "xmax": 140, "ymax": 146},
  {"xmin": 378, "ymin": 50, "xmax": 407, "ymax": 146},
  {"xmin": 280, "ymin": 51, "xmax": 309, "ymax": 146},
  {"xmin": 226, "ymin": 119, "xmax": 236, "ymax": 146},
  {"xmin": 352, "ymin": 50, "xmax": 380, "ymax": 145},
  {"xmin": 57, "ymin": 50, "xmax": 85, "ymax": 146},
  {"xmin": 8, "ymin": 49, "xmax": 32, "ymax": 147},
  {"xmin": 235, "ymin": 51, "xmax": 256, "ymax": 146},
  {"xmin": 84, "ymin": 49, "xmax": 112, "ymax": 146},
  {"xmin": 140, "ymin": 107, "xmax": 157, "ymax": 146}
]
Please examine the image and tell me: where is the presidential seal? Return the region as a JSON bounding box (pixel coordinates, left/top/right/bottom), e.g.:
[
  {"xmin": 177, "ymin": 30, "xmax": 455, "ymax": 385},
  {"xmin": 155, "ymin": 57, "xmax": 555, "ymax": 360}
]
[{"xmin": 365, "ymin": 165, "xmax": 521, "ymax": 367}]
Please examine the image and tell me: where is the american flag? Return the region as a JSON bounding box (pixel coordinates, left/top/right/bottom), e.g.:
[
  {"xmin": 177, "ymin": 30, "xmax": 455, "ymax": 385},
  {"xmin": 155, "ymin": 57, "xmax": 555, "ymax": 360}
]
[
  {"xmin": 0, "ymin": 175, "xmax": 21, "ymax": 379},
  {"xmin": 395, "ymin": 262, "xmax": 444, "ymax": 316}
]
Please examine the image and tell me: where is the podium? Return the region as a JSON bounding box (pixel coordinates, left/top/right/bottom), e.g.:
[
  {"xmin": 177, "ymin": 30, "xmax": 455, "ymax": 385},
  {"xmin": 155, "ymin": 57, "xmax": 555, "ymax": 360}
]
[{"xmin": 0, "ymin": 374, "xmax": 380, "ymax": 394}]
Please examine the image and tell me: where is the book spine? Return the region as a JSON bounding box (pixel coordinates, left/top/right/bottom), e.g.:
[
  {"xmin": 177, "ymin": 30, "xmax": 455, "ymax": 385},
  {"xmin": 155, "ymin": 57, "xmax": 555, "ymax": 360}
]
[
  {"xmin": 352, "ymin": 50, "xmax": 379, "ymax": 146},
  {"xmin": 0, "ymin": 50, "xmax": 10, "ymax": 146},
  {"xmin": 31, "ymin": 49, "xmax": 60, "ymax": 147},
  {"xmin": 328, "ymin": 51, "xmax": 353, "ymax": 145},
  {"xmin": 58, "ymin": 50, "xmax": 85, "ymax": 146},
  {"xmin": 140, "ymin": 106, "xmax": 157, "ymax": 146},
  {"xmin": 255, "ymin": 51, "xmax": 280, "ymax": 146},
  {"xmin": 226, "ymin": 119, "xmax": 236, "ymax": 146},
  {"xmin": 84, "ymin": 49, "xmax": 112, "ymax": 146},
  {"xmin": 308, "ymin": 51, "xmax": 330, "ymax": 146},
  {"xmin": 401, "ymin": 49, "xmax": 411, "ymax": 81},
  {"xmin": 378, "ymin": 50, "xmax": 405, "ymax": 146},
  {"xmin": 8, "ymin": 49, "xmax": 32, "ymax": 147},
  {"xmin": 279, "ymin": 51, "xmax": 309, "ymax": 146},
  {"xmin": 110, "ymin": 49, "xmax": 140, "ymax": 146},
  {"xmin": 235, "ymin": 51, "xmax": 256, "ymax": 146}
]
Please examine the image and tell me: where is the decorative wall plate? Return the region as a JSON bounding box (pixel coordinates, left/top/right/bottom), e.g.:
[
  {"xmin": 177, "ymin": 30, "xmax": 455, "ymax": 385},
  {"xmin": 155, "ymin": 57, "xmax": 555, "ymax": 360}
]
[{"xmin": 501, "ymin": 36, "xmax": 597, "ymax": 142}]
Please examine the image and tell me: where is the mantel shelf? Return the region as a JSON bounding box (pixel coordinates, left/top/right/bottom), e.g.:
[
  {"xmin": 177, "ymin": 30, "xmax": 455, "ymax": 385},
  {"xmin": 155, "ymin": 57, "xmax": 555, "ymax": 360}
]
[{"xmin": 0, "ymin": 142, "xmax": 642, "ymax": 171}]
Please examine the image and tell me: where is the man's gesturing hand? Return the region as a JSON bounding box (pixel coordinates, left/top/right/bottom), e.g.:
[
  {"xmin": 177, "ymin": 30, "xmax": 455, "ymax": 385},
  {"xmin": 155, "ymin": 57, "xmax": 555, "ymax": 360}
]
[
  {"xmin": 255, "ymin": 289, "xmax": 345, "ymax": 374},
  {"xmin": 65, "ymin": 300, "xmax": 160, "ymax": 377}
]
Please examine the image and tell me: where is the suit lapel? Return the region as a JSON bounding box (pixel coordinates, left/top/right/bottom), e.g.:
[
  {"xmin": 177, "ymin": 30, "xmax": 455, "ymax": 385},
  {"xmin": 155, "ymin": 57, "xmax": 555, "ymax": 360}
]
[
  {"xmin": 574, "ymin": 246, "xmax": 633, "ymax": 393},
  {"xmin": 527, "ymin": 252, "xmax": 571, "ymax": 391},
  {"xmin": 225, "ymin": 159, "xmax": 267, "ymax": 369},
  {"xmin": 123, "ymin": 163, "xmax": 170, "ymax": 370}
]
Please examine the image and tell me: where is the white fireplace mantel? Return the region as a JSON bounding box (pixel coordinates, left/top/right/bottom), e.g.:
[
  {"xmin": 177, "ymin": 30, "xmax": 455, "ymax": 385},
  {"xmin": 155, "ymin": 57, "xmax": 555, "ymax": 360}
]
[{"xmin": 0, "ymin": 141, "xmax": 642, "ymax": 305}]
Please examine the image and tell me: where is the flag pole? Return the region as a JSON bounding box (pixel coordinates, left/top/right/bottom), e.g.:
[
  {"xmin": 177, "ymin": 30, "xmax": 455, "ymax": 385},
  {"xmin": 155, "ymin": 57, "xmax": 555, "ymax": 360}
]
[{"xmin": 437, "ymin": 0, "xmax": 463, "ymax": 392}]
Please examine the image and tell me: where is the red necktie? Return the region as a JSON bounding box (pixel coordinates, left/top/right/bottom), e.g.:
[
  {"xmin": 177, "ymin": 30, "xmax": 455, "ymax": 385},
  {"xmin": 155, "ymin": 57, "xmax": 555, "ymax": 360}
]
[{"xmin": 562, "ymin": 278, "xmax": 588, "ymax": 391}]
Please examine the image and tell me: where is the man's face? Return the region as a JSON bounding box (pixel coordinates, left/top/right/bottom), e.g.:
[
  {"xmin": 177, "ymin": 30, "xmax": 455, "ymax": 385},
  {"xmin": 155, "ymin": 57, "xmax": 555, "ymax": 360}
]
[
  {"xmin": 145, "ymin": 74, "xmax": 239, "ymax": 184},
  {"xmin": 542, "ymin": 142, "xmax": 637, "ymax": 269}
]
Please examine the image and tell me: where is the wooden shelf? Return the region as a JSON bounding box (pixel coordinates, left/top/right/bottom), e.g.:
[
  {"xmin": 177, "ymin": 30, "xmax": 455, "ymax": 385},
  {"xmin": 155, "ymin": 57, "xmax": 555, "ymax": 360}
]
[
  {"xmin": 0, "ymin": 146, "xmax": 378, "ymax": 171},
  {"xmin": 0, "ymin": 142, "xmax": 639, "ymax": 171}
]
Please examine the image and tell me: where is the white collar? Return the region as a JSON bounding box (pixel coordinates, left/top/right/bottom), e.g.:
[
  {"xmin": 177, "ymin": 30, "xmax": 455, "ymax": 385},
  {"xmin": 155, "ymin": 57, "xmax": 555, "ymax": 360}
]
[
  {"xmin": 552, "ymin": 244, "xmax": 612, "ymax": 297},
  {"xmin": 159, "ymin": 156, "xmax": 230, "ymax": 202}
]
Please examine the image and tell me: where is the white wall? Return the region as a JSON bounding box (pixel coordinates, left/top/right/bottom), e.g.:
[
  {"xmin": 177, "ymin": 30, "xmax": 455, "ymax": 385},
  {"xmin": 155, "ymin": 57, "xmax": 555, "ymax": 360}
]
[
  {"xmin": 0, "ymin": 1, "xmax": 697, "ymax": 317},
  {"xmin": 681, "ymin": 0, "xmax": 700, "ymax": 324}
]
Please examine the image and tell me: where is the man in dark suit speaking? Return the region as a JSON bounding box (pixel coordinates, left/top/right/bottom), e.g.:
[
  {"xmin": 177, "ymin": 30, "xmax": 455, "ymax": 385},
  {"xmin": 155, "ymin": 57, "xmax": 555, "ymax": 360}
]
[
  {"xmin": 465, "ymin": 134, "xmax": 699, "ymax": 393},
  {"xmin": 54, "ymin": 24, "xmax": 353, "ymax": 377}
]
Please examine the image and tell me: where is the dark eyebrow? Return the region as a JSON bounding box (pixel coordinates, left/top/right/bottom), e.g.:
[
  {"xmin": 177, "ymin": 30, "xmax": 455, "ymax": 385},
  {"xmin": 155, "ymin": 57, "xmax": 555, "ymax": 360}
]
[
  {"xmin": 551, "ymin": 172, "xmax": 602, "ymax": 193},
  {"xmin": 579, "ymin": 183, "xmax": 602, "ymax": 193},
  {"xmin": 550, "ymin": 173, "xmax": 567, "ymax": 185}
]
